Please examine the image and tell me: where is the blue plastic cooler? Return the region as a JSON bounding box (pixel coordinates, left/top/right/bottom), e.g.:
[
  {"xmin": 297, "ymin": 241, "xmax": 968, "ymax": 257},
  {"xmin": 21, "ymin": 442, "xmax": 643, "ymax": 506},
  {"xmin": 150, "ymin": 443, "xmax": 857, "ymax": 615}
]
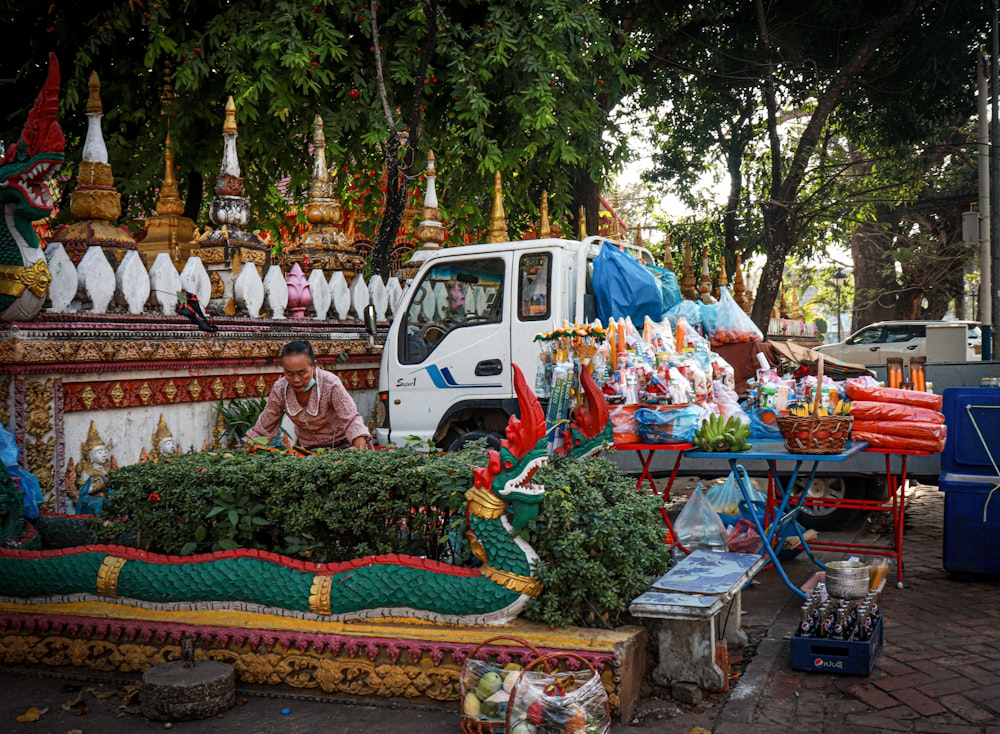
[
  {"xmin": 941, "ymin": 387, "xmax": 1000, "ymax": 475},
  {"xmin": 939, "ymin": 473, "xmax": 1000, "ymax": 576}
]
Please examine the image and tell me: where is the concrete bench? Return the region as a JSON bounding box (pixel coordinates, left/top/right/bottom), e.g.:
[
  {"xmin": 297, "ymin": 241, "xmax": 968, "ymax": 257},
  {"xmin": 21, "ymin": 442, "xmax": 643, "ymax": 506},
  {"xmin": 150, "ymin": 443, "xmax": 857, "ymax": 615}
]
[{"xmin": 630, "ymin": 550, "xmax": 768, "ymax": 691}]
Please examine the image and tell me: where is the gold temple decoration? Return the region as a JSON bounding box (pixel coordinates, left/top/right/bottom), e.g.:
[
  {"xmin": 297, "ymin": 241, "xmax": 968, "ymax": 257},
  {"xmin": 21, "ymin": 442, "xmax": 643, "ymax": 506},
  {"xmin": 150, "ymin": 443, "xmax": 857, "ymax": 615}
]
[
  {"xmin": 577, "ymin": 206, "xmax": 587, "ymax": 241},
  {"xmin": 635, "ymin": 224, "xmax": 644, "ymax": 249},
  {"xmin": 680, "ymin": 239, "xmax": 698, "ymax": 300},
  {"xmin": 194, "ymin": 95, "xmax": 270, "ymax": 296},
  {"xmin": 96, "ymin": 556, "xmax": 127, "ymax": 597},
  {"xmin": 25, "ymin": 379, "xmax": 55, "ymax": 498},
  {"xmin": 0, "ymin": 259, "xmax": 51, "ymax": 299},
  {"xmin": 539, "ymin": 191, "xmax": 551, "ymax": 238},
  {"xmin": 464, "ymin": 487, "xmax": 506, "ymax": 519},
  {"xmin": 787, "ymin": 280, "xmax": 805, "ymax": 321},
  {"xmin": 480, "ymin": 564, "xmax": 543, "ymax": 597},
  {"xmin": 308, "ymin": 575, "xmax": 334, "ymax": 615},
  {"xmin": 486, "ymin": 171, "xmax": 509, "ymax": 243},
  {"xmin": 282, "ymin": 115, "xmax": 365, "ymax": 278},
  {"xmin": 663, "ymin": 231, "xmax": 674, "ymax": 271},
  {"xmin": 716, "ymin": 256, "xmax": 729, "ymax": 299},
  {"xmin": 51, "ymin": 71, "xmax": 136, "ymax": 265},
  {"xmin": 149, "ymin": 414, "xmax": 178, "ymax": 461},
  {"xmin": 137, "ymin": 132, "xmax": 198, "ymax": 265}
]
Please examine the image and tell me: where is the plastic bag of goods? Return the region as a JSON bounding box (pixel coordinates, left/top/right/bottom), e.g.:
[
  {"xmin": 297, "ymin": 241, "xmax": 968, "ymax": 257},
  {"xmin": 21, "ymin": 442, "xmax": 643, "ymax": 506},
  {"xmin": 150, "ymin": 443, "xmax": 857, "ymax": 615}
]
[
  {"xmin": 666, "ymin": 301, "xmax": 703, "ymax": 335},
  {"xmin": 850, "ymin": 420, "xmax": 947, "ymax": 442},
  {"xmin": 727, "ymin": 517, "xmax": 764, "ymax": 554},
  {"xmin": 635, "ymin": 404, "xmax": 706, "ymax": 444},
  {"xmin": 609, "ymin": 405, "xmax": 641, "ymax": 444},
  {"xmin": 844, "ymin": 377, "xmax": 943, "ymax": 411},
  {"xmin": 847, "ymin": 400, "xmax": 944, "ymax": 424},
  {"xmin": 461, "ymin": 639, "xmax": 536, "ymax": 733},
  {"xmin": 850, "ymin": 430, "xmax": 946, "ymax": 453},
  {"xmin": 712, "ymin": 380, "xmax": 751, "ymax": 423},
  {"xmin": 592, "ymin": 242, "xmax": 663, "ymax": 326},
  {"xmin": 673, "ymin": 485, "xmax": 729, "ymax": 553},
  {"xmin": 507, "ymin": 654, "xmax": 610, "ymax": 734},
  {"xmin": 706, "ymin": 467, "xmax": 765, "ymax": 517},
  {"xmin": 709, "ymin": 286, "xmax": 764, "ymax": 346},
  {"xmin": 645, "ymin": 263, "xmax": 683, "ymax": 312}
]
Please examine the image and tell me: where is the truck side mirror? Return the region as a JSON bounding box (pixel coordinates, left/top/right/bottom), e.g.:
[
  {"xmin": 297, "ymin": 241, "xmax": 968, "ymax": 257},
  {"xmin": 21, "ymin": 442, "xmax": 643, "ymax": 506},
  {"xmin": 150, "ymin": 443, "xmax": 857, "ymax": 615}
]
[{"xmin": 363, "ymin": 304, "xmax": 378, "ymax": 339}]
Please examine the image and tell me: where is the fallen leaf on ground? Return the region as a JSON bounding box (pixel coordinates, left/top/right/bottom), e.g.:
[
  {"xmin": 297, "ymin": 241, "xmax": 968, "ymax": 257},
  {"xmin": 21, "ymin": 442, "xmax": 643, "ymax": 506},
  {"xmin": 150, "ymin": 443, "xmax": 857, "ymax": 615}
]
[
  {"xmin": 86, "ymin": 687, "xmax": 117, "ymax": 700},
  {"xmin": 15, "ymin": 706, "xmax": 48, "ymax": 723}
]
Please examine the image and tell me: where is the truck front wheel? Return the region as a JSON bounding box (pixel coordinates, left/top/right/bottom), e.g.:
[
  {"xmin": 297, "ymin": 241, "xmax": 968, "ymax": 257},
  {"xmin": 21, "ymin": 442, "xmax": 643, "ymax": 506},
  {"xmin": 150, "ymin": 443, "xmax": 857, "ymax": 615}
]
[
  {"xmin": 792, "ymin": 476, "xmax": 859, "ymax": 530},
  {"xmin": 447, "ymin": 430, "xmax": 502, "ymax": 452}
]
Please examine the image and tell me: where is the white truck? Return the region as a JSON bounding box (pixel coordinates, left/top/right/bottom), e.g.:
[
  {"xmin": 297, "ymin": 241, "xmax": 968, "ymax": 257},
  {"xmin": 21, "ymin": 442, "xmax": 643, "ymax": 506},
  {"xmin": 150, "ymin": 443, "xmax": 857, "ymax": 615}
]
[{"xmin": 369, "ymin": 236, "xmax": 652, "ymax": 450}]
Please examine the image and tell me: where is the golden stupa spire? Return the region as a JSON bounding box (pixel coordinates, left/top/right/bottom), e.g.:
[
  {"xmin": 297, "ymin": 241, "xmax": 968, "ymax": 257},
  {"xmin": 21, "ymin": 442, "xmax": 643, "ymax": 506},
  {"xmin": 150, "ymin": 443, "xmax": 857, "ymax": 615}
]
[
  {"xmin": 680, "ymin": 238, "xmax": 698, "ymax": 300},
  {"xmin": 486, "ymin": 170, "xmax": 509, "ymax": 243},
  {"xmin": 578, "ymin": 206, "xmax": 587, "ymax": 241},
  {"xmin": 698, "ymin": 246, "xmax": 717, "ymax": 304},
  {"xmin": 717, "ymin": 255, "xmax": 729, "ymax": 298},
  {"xmin": 663, "ymin": 230, "xmax": 674, "ymax": 270},
  {"xmin": 733, "ymin": 251, "xmax": 752, "ymax": 313},
  {"xmin": 223, "ymin": 95, "xmax": 238, "ymax": 135},
  {"xmin": 635, "ymin": 224, "xmax": 644, "ymax": 249},
  {"xmin": 154, "ymin": 133, "xmax": 184, "ymax": 217},
  {"xmin": 539, "ymin": 190, "xmax": 550, "ymax": 238}
]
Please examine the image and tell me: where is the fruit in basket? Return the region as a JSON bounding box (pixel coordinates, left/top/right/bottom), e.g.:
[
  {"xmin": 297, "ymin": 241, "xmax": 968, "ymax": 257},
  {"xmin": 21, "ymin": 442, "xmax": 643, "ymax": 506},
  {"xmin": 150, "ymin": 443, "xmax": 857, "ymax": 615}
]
[
  {"xmin": 464, "ymin": 692, "xmax": 482, "ymax": 717},
  {"xmin": 503, "ymin": 669, "xmax": 523, "ymax": 692},
  {"xmin": 475, "ymin": 671, "xmax": 504, "ymax": 700},
  {"xmin": 481, "ymin": 689, "xmax": 510, "ymax": 719},
  {"xmin": 693, "ymin": 413, "xmax": 752, "ymax": 452}
]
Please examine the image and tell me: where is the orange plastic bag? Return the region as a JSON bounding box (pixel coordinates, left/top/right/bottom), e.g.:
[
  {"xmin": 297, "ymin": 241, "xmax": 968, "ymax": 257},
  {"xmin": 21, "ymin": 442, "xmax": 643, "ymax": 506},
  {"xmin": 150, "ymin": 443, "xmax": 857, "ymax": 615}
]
[
  {"xmin": 847, "ymin": 400, "xmax": 944, "ymax": 424},
  {"xmin": 850, "ymin": 430, "xmax": 946, "ymax": 453},
  {"xmin": 610, "ymin": 405, "xmax": 641, "ymax": 444},
  {"xmin": 851, "ymin": 420, "xmax": 947, "ymax": 441},
  {"xmin": 844, "ymin": 379, "xmax": 943, "ymax": 411}
]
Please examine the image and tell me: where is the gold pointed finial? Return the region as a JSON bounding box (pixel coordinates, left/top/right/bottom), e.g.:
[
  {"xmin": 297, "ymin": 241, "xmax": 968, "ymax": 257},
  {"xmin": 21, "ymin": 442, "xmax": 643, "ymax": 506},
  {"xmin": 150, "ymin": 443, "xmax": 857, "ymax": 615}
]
[
  {"xmin": 699, "ymin": 246, "xmax": 717, "ymax": 303},
  {"xmin": 486, "ymin": 170, "xmax": 509, "ymax": 243},
  {"xmin": 717, "ymin": 255, "xmax": 729, "ymax": 291},
  {"xmin": 733, "ymin": 251, "xmax": 751, "ymax": 313},
  {"xmin": 86, "ymin": 71, "xmax": 103, "ymax": 115},
  {"xmin": 427, "ymin": 148, "xmax": 436, "ymax": 177},
  {"xmin": 155, "ymin": 133, "xmax": 185, "ymax": 216},
  {"xmin": 635, "ymin": 224, "xmax": 644, "ymax": 249},
  {"xmin": 539, "ymin": 190, "xmax": 550, "ymax": 238},
  {"xmin": 681, "ymin": 238, "xmax": 698, "ymax": 299},
  {"xmin": 223, "ymin": 96, "xmax": 237, "ymax": 135},
  {"xmin": 578, "ymin": 206, "xmax": 587, "ymax": 240},
  {"xmin": 663, "ymin": 230, "xmax": 674, "ymax": 270}
]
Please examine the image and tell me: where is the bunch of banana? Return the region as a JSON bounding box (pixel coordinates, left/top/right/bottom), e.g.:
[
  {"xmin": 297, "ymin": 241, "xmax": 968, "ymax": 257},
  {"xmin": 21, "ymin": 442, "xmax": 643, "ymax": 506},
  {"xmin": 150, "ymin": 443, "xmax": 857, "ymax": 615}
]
[
  {"xmin": 787, "ymin": 398, "xmax": 854, "ymax": 417},
  {"xmin": 693, "ymin": 414, "xmax": 752, "ymax": 452}
]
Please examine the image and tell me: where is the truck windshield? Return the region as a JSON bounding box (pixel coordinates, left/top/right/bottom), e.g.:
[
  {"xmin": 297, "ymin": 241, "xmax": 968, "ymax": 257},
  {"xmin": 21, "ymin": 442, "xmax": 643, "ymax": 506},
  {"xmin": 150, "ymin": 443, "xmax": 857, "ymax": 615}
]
[{"xmin": 398, "ymin": 257, "xmax": 505, "ymax": 365}]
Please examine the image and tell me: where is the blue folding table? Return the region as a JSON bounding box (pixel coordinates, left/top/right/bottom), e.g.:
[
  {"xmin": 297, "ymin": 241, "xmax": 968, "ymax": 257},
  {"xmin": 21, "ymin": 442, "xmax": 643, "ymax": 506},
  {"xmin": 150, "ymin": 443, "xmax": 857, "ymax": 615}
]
[{"xmin": 686, "ymin": 438, "xmax": 869, "ymax": 599}]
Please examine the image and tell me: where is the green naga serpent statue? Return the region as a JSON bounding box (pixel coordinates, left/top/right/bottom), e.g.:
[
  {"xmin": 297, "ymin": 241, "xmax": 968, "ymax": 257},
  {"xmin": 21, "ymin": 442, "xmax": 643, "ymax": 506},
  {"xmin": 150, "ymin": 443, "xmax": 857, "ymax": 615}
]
[
  {"xmin": 0, "ymin": 365, "xmax": 611, "ymax": 625},
  {"xmin": 0, "ymin": 53, "xmax": 64, "ymax": 321}
]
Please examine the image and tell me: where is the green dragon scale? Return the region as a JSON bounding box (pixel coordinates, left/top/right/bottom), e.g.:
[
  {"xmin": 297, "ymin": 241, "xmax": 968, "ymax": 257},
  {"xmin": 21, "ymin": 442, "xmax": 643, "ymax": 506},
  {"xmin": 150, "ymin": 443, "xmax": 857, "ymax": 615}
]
[
  {"xmin": 0, "ymin": 366, "xmax": 611, "ymax": 625},
  {"xmin": 0, "ymin": 53, "xmax": 64, "ymax": 320}
]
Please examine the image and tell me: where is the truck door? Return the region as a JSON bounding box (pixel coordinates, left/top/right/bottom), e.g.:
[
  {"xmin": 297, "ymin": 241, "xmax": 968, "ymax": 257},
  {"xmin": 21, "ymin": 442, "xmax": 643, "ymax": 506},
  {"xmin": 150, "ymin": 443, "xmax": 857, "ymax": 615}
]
[
  {"xmin": 384, "ymin": 254, "xmax": 511, "ymax": 445},
  {"xmin": 510, "ymin": 250, "xmax": 559, "ymax": 378}
]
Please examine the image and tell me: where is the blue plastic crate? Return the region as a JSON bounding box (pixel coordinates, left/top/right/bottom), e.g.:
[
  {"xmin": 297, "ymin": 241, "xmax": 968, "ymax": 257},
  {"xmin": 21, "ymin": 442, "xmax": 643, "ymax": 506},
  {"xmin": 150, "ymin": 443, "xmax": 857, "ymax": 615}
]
[
  {"xmin": 790, "ymin": 617, "xmax": 883, "ymax": 675},
  {"xmin": 942, "ymin": 388, "xmax": 1000, "ymax": 475},
  {"xmin": 939, "ymin": 473, "xmax": 1000, "ymax": 576}
]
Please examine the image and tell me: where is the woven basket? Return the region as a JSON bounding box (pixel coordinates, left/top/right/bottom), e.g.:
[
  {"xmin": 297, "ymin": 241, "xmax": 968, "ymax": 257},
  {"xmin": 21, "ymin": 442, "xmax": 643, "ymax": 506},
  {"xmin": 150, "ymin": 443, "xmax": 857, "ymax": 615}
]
[{"xmin": 775, "ymin": 414, "xmax": 853, "ymax": 454}]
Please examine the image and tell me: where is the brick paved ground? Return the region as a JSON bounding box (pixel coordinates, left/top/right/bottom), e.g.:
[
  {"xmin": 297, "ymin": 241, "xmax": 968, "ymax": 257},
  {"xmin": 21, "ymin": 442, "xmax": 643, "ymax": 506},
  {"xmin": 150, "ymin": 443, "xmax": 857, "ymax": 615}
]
[{"xmin": 715, "ymin": 483, "xmax": 1000, "ymax": 734}]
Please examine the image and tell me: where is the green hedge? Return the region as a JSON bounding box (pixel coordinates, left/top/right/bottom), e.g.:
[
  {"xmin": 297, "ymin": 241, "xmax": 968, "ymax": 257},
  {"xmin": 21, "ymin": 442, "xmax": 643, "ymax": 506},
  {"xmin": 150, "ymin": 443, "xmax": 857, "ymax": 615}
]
[{"xmin": 95, "ymin": 448, "xmax": 668, "ymax": 628}]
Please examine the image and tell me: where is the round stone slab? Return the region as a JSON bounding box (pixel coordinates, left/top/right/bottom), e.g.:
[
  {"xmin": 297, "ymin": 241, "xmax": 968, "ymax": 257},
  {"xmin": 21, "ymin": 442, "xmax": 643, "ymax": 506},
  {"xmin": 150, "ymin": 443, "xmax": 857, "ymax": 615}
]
[{"xmin": 141, "ymin": 660, "xmax": 235, "ymax": 721}]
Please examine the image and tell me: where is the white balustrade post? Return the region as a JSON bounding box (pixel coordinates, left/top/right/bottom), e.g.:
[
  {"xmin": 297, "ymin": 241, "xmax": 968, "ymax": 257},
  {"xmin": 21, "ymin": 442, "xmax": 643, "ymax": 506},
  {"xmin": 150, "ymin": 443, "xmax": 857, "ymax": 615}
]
[{"xmin": 44, "ymin": 242, "xmax": 77, "ymax": 312}]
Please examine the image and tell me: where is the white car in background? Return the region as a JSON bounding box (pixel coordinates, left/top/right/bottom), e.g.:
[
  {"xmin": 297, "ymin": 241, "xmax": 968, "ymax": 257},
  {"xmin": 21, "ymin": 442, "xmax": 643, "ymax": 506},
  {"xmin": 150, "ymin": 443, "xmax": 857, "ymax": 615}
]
[{"xmin": 814, "ymin": 320, "xmax": 981, "ymax": 365}]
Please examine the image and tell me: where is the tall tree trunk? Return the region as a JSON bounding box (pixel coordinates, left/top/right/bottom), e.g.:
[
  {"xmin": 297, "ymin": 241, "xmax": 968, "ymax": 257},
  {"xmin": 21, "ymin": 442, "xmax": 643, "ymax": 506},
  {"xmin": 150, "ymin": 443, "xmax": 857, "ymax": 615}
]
[
  {"xmin": 183, "ymin": 170, "xmax": 203, "ymax": 223},
  {"xmin": 370, "ymin": 0, "xmax": 437, "ymax": 279},
  {"xmin": 749, "ymin": 0, "xmax": 931, "ymax": 332},
  {"xmin": 850, "ymin": 214, "xmax": 897, "ymax": 329}
]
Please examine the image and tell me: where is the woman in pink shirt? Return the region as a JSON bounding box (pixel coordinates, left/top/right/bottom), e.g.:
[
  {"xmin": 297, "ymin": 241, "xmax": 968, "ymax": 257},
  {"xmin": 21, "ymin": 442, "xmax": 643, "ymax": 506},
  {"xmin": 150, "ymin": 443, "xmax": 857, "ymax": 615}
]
[{"xmin": 244, "ymin": 341, "xmax": 372, "ymax": 450}]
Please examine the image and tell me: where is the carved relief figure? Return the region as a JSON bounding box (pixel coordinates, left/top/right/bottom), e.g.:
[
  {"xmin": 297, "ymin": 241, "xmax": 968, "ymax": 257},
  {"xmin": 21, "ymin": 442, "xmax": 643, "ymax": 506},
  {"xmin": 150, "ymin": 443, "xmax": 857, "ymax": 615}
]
[
  {"xmin": 149, "ymin": 414, "xmax": 179, "ymax": 462},
  {"xmin": 75, "ymin": 421, "xmax": 113, "ymax": 514}
]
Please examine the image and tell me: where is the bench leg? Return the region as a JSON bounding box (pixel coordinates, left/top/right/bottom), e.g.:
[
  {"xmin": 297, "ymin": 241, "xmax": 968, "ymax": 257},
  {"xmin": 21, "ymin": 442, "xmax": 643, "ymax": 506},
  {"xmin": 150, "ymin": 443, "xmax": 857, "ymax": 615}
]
[
  {"xmin": 718, "ymin": 591, "xmax": 748, "ymax": 646},
  {"xmin": 651, "ymin": 617, "xmax": 726, "ymax": 691}
]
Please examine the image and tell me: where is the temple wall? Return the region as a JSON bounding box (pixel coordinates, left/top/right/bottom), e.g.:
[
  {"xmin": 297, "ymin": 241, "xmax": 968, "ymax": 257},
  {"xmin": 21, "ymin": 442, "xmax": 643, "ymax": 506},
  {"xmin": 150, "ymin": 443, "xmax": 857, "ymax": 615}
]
[{"xmin": 0, "ymin": 323, "xmax": 381, "ymax": 513}]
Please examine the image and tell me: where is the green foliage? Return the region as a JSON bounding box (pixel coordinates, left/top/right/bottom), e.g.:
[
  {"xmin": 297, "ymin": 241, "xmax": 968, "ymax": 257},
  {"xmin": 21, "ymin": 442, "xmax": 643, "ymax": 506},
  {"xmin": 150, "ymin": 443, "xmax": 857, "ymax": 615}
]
[
  {"xmin": 215, "ymin": 396, "xmax": 269, "ymax": 444},
  {"xmin": 521, "ymin": 454, "xmax": 670, "ymax": 629},
  {"xmin": 95, "ymin": 448, "xmax": 479, "ymax": 563},
  {"xmin": 91, "ymin": 446, "xmax": 668, "ymax": 629}
]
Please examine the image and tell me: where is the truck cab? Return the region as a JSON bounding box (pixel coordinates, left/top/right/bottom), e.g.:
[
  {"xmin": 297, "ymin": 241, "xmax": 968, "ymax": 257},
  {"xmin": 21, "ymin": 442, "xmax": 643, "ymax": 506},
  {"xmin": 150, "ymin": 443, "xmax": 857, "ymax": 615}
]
[{"xmin": 373, "ymin": 236, "xmax": 652, "ymax": 449}]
